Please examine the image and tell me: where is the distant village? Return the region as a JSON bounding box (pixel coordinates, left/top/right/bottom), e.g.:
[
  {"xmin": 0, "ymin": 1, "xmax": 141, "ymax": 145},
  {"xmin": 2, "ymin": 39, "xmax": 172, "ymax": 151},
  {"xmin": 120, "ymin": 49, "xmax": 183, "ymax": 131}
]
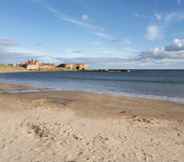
[{"xmin": 16, "ymin": 59, "xmax": 89, "ymax": 71}]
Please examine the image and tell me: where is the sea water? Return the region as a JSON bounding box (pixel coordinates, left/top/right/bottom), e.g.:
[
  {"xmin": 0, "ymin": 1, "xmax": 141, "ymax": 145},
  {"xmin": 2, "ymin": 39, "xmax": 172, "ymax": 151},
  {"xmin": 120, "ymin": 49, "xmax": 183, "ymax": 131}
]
[{"xmin": 0, "ymin": 70, "xmax": 184, "ymax": 103}]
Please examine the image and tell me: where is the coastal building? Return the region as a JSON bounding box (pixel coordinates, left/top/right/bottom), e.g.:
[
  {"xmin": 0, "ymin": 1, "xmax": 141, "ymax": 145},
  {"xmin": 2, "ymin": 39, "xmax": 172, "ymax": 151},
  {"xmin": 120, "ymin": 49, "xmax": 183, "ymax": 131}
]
[
  {"xmin": 19, "ymin": 59, "xmax": 40, "ymax": 69},
  {"xmin": 39, "ymin": 64, "xmax": 56, "ymax": 70},
  {"xmin": 58, "ymin": 64, "xmax": 74, "ymax": 70},
  {"xmin": 18, "ymin": 59, "xmax": 56, "ymax": 71},
  {"xmin": 74, "ymin": 64, "xmax": 88, "ymax": 70},
  {"xmin": 57, "ymin": 64, "xmax": 88, "ymax": 70},
  {"xmin": 18, "ymin": 60, "xmax": 88, "ymax": 71},
  {"xmin": 26, "ymin": 64, "xmax": 40, "ymax": 70}
]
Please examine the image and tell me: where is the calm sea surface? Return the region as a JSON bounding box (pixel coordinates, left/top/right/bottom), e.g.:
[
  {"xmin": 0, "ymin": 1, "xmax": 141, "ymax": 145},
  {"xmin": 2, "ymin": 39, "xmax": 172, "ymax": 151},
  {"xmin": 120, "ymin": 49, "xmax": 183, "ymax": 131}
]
[{"xmin": 0, "ymin": 70, "xmax": 184, "ymax": 103}]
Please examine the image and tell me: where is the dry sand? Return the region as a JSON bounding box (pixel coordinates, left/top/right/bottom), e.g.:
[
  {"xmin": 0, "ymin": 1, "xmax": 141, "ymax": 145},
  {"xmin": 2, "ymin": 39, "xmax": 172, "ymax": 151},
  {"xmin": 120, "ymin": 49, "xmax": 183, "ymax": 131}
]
[{"xmin": 0, "ymin": 83, "xmax": 184, "ymax": 162}]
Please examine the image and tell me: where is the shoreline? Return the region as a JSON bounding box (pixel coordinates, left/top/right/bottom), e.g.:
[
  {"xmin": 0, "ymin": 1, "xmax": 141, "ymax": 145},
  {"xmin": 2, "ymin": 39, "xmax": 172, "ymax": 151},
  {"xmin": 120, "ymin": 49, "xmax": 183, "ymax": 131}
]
[
  {"xmin": 0, "ymin": 82, "xmax": 184, "ymax": 119},
  {"xmin": 0, "ymin": 81, "xmax": 184, "ymax": 105}
]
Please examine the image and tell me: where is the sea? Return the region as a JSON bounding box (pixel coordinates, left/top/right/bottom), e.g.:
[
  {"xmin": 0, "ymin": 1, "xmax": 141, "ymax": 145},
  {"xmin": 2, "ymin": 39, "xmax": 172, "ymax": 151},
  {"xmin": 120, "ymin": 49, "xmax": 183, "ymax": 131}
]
[{"xmin": 0, "ymin": 70, "xmax": 184, "ymax": 103}]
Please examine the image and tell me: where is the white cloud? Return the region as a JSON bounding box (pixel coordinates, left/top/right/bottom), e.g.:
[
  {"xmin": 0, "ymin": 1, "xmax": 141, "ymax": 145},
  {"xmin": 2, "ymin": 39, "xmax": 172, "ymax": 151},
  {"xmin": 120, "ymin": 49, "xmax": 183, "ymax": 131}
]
[
  {"xmin": 1, "ymin": 37, "xmax": 184, "ymax": 68},
  {"xmin": 174, "ymin": 38, "xmax": 184, "ymax": 47},
  {"xmin": 32, "ymin": 0, "xmax": 134, "ymax": 43},
  {"xmin": 165, "ymin": 38, "xmax": 184, "ymax": 51},
  {"xmin": 0, "ymin": 38, "xmax": 17, "ymax": 47},
  {"xmin": 81, "ymin": 14, "xmax": 89, "ymax": 21},
  {"xmin": 134, "ymin": 13, "xmax": 147, "ymax": 19},
  {"xmin": 164, "ymin": 12, "xmax": 184, "ymax": 25},
  {"xmin": 45, "ymin": 5, "xmax": 104, "ymax": 32},
  {"xmin": 0, "ymin": 37, "xmax": 58, "ymax": 64},
  {"xmin": 139, "ymin": 38, "xmax": 184, "ymax": 62},
  {"xmin": 145, "ymin": 25, "xmax": 161, "ymax": 41},
  {"xmin": 154, "ymin": 13, "xmax": 162, "ymax": 21},
  {"xmin": 142, "ymin": 11, "xmax": 184, "ymax": 41},
  {"xmin": 154, "ymin": 12, "xmax": 184, "ymax": 24},
  {"xmin": 94, "ymin": 32, "xmax": 113, "ymax": 40}
]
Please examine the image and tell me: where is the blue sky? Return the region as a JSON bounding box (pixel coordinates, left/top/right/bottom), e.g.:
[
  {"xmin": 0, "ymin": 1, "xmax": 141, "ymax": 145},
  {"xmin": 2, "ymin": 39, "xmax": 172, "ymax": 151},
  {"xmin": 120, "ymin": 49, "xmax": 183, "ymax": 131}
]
[{"xmin": 0, "ymin": 0, "xmax": 184, "ymax": 69}]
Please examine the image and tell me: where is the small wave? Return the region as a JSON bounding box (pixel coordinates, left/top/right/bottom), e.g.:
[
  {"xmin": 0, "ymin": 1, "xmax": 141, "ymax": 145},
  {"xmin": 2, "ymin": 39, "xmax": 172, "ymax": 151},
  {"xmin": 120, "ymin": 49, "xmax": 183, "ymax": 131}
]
[
  {"xmin": 79, "ymin": 90, "xmax": 184, "ymax": 104},
  {"xmin": 110, "ymin": 92, "xmax": 184, "ymax": 104},
  {"xmin": 1, "ymin": 86, "xmax": 183, "ymax": 104}
]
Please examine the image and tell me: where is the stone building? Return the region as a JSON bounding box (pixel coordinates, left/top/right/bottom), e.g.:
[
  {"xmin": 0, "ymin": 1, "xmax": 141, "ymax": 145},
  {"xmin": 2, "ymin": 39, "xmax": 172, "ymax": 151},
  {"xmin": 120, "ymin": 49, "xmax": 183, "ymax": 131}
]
[
  {"xmin": 57, "ymin": 64, "xmax": 88, "ymax": 70},
  {"xmin": 19, "ymin": 59, "xmax": 56, "ymax": 71}
]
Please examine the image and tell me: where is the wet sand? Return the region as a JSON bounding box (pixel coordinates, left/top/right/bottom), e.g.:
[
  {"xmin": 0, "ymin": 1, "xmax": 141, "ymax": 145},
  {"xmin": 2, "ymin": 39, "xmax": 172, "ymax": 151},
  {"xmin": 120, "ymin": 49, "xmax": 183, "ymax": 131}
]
[{"xmin": 0, "ymin": 83, "xmax": 184, "ymax": 162}]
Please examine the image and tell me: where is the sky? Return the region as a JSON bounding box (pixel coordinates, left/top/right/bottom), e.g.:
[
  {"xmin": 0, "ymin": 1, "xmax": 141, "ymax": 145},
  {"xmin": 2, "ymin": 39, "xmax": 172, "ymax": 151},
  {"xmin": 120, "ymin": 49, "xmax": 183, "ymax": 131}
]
[{"xmin": 0, "ymin": 0, "xmax": 184, "ymax": 69}]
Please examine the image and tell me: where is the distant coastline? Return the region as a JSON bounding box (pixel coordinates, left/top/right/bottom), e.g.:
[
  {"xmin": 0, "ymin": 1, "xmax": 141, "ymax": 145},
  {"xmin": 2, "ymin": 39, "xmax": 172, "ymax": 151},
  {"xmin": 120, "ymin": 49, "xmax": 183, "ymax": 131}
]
[{"xmin": 0, "ymin": 63, "xmax": 129, "ymax": 73}]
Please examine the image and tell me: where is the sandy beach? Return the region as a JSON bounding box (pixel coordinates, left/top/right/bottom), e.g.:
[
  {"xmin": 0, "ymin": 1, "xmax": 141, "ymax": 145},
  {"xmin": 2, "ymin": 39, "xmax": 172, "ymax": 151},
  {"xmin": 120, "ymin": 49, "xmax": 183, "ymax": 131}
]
[{"xmin": 0, "ymin": 83, "xmax": 184, "ymax": 162}]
